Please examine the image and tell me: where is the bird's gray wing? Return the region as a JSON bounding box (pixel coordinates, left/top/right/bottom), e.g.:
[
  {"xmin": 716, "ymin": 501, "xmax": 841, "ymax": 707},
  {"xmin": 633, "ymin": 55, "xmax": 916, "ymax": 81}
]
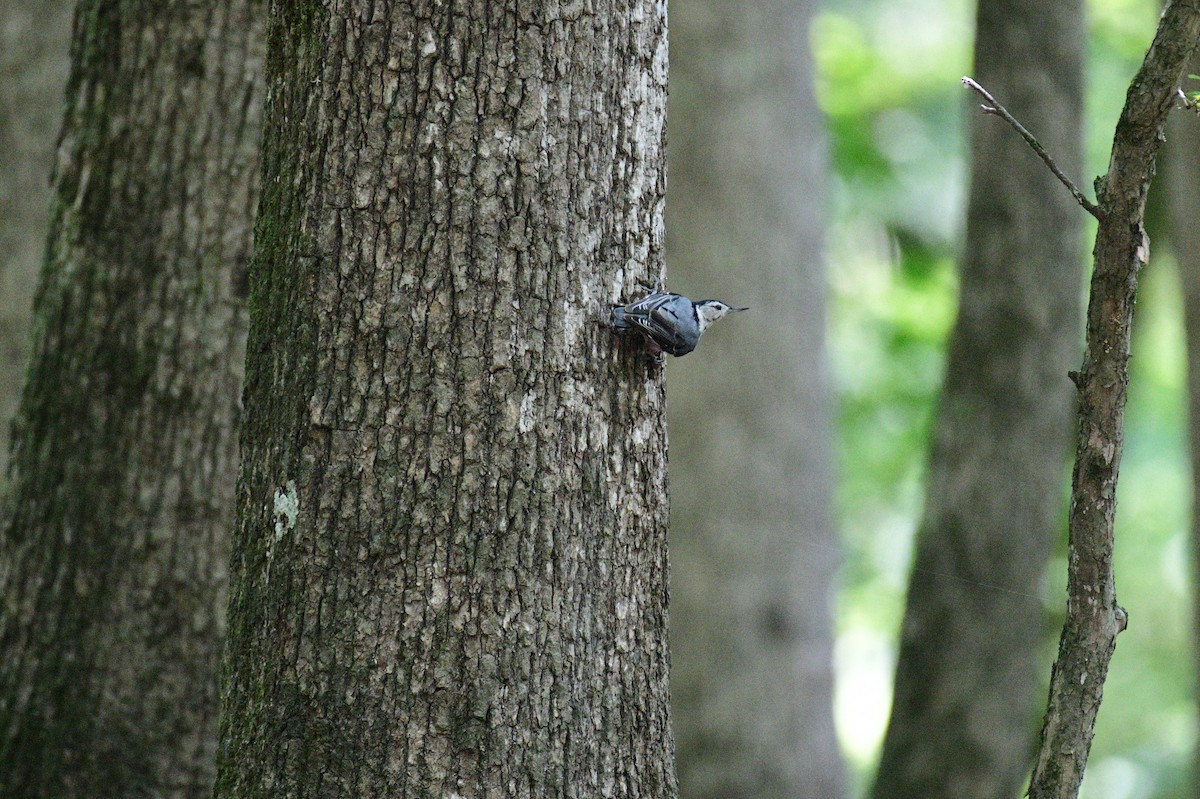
[{"xmin": 625, "ymin": 294, "xmax": 693, "ymax": 355}]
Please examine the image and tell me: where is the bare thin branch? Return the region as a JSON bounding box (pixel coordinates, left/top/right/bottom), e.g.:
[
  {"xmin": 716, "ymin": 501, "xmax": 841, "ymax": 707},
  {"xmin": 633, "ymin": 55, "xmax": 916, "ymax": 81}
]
[
  {"xmin": 961, "ymin": 76, "xmax": 1103, "ymax": 220},
  {"xmin": 1178, "ymin": 86, "xmax": 1200, "ymax": 113},
  {"xmin": 1022, "ymin": 0, "xmax": 1200, "ymax": 796}
]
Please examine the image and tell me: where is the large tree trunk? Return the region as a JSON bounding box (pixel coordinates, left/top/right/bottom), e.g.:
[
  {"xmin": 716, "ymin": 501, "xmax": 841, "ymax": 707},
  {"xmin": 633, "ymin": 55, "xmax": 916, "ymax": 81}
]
[
  {"xmin": 0, "ymin": 0, "xmax": 73, "ymax": 483},
  {"xmin": 0, "ymin": 3, "xmax": 263, "ymax": 796},
  {"xmin": 870, "ymin": 0, "xmax": 1084, "ymax": 796},
  {"xmin": 665, "ymin": 1, "xmax": 844, "ymax": 797},
  {"xmin": 213, "ymin": 2, "xmax": 674, "ymax": 797}
]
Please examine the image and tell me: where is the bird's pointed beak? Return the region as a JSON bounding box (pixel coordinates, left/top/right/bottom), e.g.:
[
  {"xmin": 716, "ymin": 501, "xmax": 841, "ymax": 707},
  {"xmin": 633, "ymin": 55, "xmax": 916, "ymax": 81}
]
[{"xmin": 730, "ymin": 306, "xmax": 749, "ymax": 312}]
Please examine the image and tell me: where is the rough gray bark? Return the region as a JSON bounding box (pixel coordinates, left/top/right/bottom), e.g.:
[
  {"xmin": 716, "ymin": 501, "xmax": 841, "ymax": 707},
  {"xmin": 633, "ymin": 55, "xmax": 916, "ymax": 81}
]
[
  {"xmin": 0, "ymin": 2, "xmax": 263, "ymax": 797},
  {"xmin": 1025, "ymin": 2, "xmax": 1200, "ymax": 796},
  {"xmin": 213, "ymin": 2, "xmax": 674, "ymax": 797},
  {"xmin": 0, "ymin": 1, "xmax": 73, "ymax": 484},
  {"xmin": 870, "ymin": 2, "xmax": 1085, "ymax": 797},
  {"xmin": 665, "ymin": 1, "xmax": 844, "ymax": 798}
]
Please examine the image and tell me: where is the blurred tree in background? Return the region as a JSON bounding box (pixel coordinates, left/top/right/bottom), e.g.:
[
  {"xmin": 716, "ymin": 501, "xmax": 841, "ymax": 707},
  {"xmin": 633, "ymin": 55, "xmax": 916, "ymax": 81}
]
[
  {"xmin": 0, "ymin": 1, "xmax": 72, "ymax": 484},
  {"xmin": 667, "ymin": 0, "xmax": 844, "ymax": 797},
  {"xmin": 871, "ymin": 0, "xmax": 1085, "ymax": 794},
  {"xmin": 0, "ymin": 2, "xmax": 262, "ymax": 795},
  {"xmin": 1166, "ymin": 58, "xmax": 1200, "ymax": 794}
]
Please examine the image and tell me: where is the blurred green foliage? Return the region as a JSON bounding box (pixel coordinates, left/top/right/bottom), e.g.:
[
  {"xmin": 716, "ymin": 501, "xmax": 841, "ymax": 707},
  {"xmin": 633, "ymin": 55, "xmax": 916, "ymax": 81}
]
[{"xmin": 815, "ymin": 0, "xmax": 1197, "ymax": 795}]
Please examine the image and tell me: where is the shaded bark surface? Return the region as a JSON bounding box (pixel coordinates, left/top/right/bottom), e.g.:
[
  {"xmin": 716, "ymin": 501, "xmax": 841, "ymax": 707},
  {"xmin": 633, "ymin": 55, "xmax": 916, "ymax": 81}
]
[
  {"xmin": 870, "ymin": 0, "xmax": 1084, "ymax": 796},
  {"xmin": 1028, "ymin": 3, "xmax": 1200, "ymax": 796},
  {"xmin": 665, "ymin": 1, "xmax": 844, "ymax": 797},
  {"xmin": 214, "ymin": 2, "xmax": 674, "ymax": 797},
  {"xmin": 0, "ymin": 2, "xmax": 263, "ymax": 797},
  {"xmin": 0, "ymin": 0, "xmax": 73, "ymax": 483}
]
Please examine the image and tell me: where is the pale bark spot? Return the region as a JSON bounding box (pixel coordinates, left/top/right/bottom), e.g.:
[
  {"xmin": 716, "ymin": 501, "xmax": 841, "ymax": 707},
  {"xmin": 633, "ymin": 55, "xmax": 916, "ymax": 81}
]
[{"xmin": 273, "ymin": 479, "xmax": 299, "ymax": 541}]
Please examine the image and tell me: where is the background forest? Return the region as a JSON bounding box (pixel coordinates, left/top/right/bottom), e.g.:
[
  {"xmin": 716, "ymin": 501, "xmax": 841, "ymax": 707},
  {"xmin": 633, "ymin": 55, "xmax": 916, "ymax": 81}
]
[
  {"xmin": 0, "ymin": 0, "xmax": 1196, "ymax": 797},
  {"xmin": 821, "ymin": 0, "xmax": 1193, "ymax": 796}
]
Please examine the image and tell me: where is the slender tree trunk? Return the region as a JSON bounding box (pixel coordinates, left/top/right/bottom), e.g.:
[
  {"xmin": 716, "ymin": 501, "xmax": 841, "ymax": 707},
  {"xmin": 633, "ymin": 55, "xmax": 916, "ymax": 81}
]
[
  {"xmin": 870, "ymin": 1, "xmax": 1084, "ymax": 796},
  {"xmin": 665, "ymin": 1, "xmax": 844, "ymax": 797},
  {"xmin": 0, "ymin": 0, "xmax": 73, "ymax": 483},
  {"xmin": 213, "ymin": 2, "xmax": 673, "ymax": 797},
  {"xmin": 1025, "ymin": 2, "xmax": 1200, "ymax": 794},
  {"xmin": 0, "ymin": 3, "xmax": 263, "ymax": 797}
]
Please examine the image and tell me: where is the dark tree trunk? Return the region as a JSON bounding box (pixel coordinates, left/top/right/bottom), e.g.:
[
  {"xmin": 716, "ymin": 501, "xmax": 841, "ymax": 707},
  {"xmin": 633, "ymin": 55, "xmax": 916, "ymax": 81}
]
[
  {"xmin": 214, "ymin": 2, "xmax": 674, "ymax": 797},
  {"xmin": 0, "ymin": 0, "xmax": 73, "ymax": 483},
  {"xmin": 0, "ymin": 2, "xmax": 263, "ymax": 797},
  {"xmin": 870, "ymin": 0, "xmax": 1084, "ymax": 796},
  {"xmin": 665, "ymin": 1, "xmax": 845, "ymax": 797}
]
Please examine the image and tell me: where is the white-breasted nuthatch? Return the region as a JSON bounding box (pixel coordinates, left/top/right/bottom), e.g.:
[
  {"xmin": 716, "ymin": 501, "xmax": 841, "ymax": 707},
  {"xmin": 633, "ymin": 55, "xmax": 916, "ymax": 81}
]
[{"xmin": 610, "ymin": 291, "xmax": 748, "ymax": 357}]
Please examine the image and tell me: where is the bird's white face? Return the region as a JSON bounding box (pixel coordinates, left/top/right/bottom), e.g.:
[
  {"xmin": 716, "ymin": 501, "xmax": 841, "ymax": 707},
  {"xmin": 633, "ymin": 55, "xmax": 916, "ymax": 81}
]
[{"xmin": 696, "ymin": 300, "xmax": 747, "ymax": 330}]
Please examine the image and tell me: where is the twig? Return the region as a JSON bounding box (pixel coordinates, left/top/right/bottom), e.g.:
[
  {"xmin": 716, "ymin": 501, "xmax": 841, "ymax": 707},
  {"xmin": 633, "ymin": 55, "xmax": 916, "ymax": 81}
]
[
  {"xmin": 961, "ymin": 76, "xmax": 1103, "ymax": 220},
  {"xmin": 1178, "ymin": 86, "xmax": 1200, "ymax": 113}
]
